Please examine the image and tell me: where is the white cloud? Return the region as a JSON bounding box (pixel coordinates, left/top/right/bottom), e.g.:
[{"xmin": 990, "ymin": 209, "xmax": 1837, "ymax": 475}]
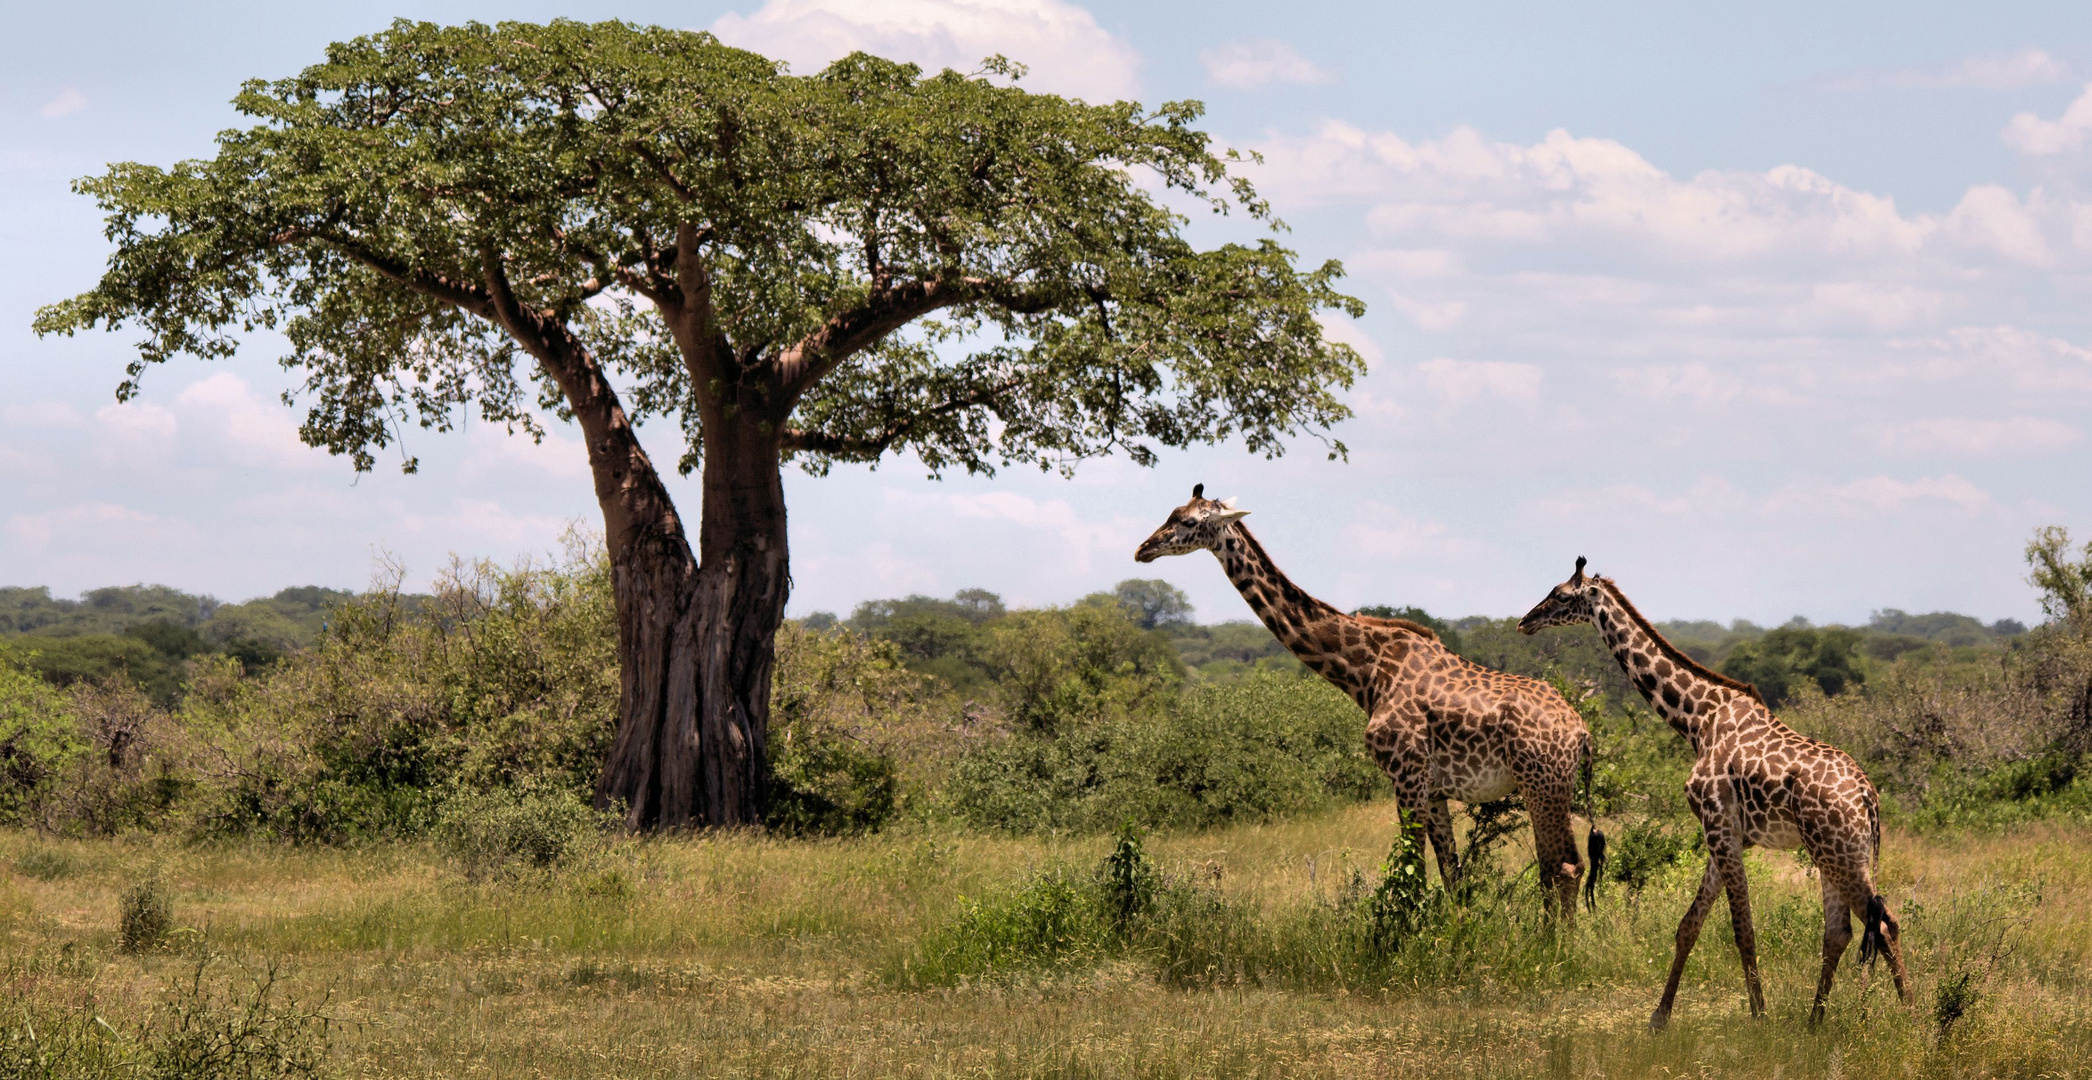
[
  {"xmin": 1200, "ymin": 39, "xmax": 1333, "ymax": 89},
  {"xmin": 1338, "ymin": 503, "xmax": 1489, "ymax": 563},
  {"xmin": 2003, "ymin": 84, "xmax": 2092, "ymax": 155},
  {"xmin": 709, "ymin": 0, "xmax": 1140, "ymax": 101},
  {"xmin": 1832, "ymin": 47, "xmax": 2071, "ymax": 91},
  {"xmin": 172, "ymin": 372, "xmax": 327, "ymax": 470},
  {"xmin": 1238, "ymin": 116, "xmax": 2092, "ymax": 359},
  {"xmin": 3, "ymin": 402, "xmax": 85, "ymax": 429},
  {"xmin": 92, "ymin": 401, "xmax": 176, "ymax": 466},
  {"xmin": 0, "ymin": 443, "xmax": 55, "ymax": 479},
  {"xmin": 1413, "ymin": 357, "xmax": 1542, "ymax": 404},
  {"xmin": 458, "ymin": 424, "xmax": 591, "ymax": 483},
  {"xmin": 39, "ymin": 89, "xmax": 86, "ymax": 119},
  {"xmin": 7, "ymin": 502, "xmax": 190, "ymax": 553},
  {"xmin": 1871, "ymin": 416, "xmax": 2080, "ymax": 457}
]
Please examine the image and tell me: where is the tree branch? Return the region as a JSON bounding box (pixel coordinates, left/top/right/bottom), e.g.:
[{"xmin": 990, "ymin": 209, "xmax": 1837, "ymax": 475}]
[
  {"xmin": 778, "ymin": 375, "xmax": 1025, "ymax": 459},
  {"xmin": 285, "ymin": 228, "xmax": 497, "ymax": 320},
  {"xmin": 774, "ymin": 278, "xmax": 969, "ymax": 399}
]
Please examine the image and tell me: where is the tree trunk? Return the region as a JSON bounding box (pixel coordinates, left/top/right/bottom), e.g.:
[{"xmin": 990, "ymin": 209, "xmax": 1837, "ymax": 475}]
[{"xmin": 593, "ymin": 409, "xmax": 788, "ymax": 830}]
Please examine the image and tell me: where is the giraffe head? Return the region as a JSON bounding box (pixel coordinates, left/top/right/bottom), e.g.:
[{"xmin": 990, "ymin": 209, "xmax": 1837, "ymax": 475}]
[
  {"xmin": 1518, "ymin": 556, "xmax": 1597, "ymax": 634},
  {"xmin": 1134, "ymin": 484, "xmax": 1249, "ymax": 562}
]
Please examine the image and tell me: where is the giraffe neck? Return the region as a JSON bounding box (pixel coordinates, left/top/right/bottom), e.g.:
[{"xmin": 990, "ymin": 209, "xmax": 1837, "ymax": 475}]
[
  {"xmin": 1585, "ymin": 580, "xmax": 1755, "ymax": 749},
  {"xmin": 1212, "ymin": 524, "xmax": 1345, "ymax": 663}
]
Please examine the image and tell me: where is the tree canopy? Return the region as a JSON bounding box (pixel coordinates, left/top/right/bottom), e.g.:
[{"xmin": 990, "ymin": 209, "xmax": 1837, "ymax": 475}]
[{"xmin": 36, "ymin": 18, "xmax": 1364, "ymax": 481}]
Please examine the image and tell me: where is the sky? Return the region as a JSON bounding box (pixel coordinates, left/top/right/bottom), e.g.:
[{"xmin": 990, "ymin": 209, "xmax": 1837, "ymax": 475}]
[{"xmin": 5, "ymin": 1, "xmax": 2092, "ymax": 628}]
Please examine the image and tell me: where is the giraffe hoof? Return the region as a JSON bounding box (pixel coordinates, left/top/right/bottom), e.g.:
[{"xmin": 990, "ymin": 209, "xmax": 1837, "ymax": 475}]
[{"xmin": 1648, "ymin": 1010, "xmax": 1670, "ymax": 1033}]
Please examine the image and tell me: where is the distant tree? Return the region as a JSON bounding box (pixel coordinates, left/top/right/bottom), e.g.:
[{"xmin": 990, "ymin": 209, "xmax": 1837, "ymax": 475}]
[
  {"xmin": 35, "ymin": 21, "xmax": 1365, "ymax": 828},
  {"xmin": 1720, "ymin": 625, "xmax": 1865, "ymax": 705},
  {"xmin": 1353, "ymin": 604, "xmax": 1459, "ymax": 653},
  {"xmin": 798, "ymin": 612, "xmax": 839, "ymax": 632},
  {"xmin": 2027, "ymin": 526, "xmax": 2092, "ymax": 625},
  {"xmin": 850, "ymin": 591, "xmax": 1007, "ymax": 631},
  {"xmin": 1108, "ymin": 579, "xmax": 1194, "ymax": 630}
]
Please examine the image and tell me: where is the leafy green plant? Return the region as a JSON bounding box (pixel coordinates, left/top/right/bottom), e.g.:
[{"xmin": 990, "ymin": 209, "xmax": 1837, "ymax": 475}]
[
  {"xmin": 435, "ymin": 783, "xmax": 609, "ymax": 881},
  {"xmin": 1365, "ymin": 825, "xmax": 1435, "ymax": 954},
  {"xmin": 1100, "ymin": 823, "xmax": 1156, "ymax": 935},
  {"xmin": 119, "ymin": 876, "xmax": 173, "ymax": 954},
  {"xmin": 1605, "ymin": 818, "xmax": 1698, "ymax": 892},
  {"xmin": 906, "ymin": 870, "xmax": 1109, "ymax": 982}
]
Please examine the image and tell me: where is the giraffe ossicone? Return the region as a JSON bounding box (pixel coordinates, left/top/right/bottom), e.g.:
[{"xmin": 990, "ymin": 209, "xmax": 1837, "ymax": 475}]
[
  {"xmin": 1519, "ymin": 563, "xmax": 1915, "ymax": 1028},
  {"xmin": 1135, "ymin": 489, "xmax": 1603, "ymax": 917}
]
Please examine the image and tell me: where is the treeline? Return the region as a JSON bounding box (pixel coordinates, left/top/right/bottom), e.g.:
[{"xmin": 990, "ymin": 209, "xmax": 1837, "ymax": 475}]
[
  {"xmin": 0, "ymin": 584, "xmax": 357, "ymax": 702},
  {"xmin": 0, "ymin": 531, "xmax": 2087, "ymax": 847}
]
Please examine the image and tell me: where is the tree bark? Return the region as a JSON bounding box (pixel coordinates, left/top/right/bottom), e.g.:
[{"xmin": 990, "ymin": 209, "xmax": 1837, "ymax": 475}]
[{"xmin": 591, "ymin": 407, "xmax": 788, "ymax": 830}]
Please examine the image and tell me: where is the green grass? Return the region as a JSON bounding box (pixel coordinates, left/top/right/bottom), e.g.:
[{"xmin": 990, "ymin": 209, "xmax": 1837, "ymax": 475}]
[{"xmin": 3, "ymin": 805, "xmax": 2089, "ymax": 1077}]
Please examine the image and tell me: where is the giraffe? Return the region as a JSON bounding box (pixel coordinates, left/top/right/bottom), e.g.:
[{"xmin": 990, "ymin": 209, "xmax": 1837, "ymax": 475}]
[
  {"xmin": 1136, "ymin": 485, "xmax": 1603, "ymax": 914},
  {"xmin": 1519, "ymin": 557, "xmax": 1915, "ymax": 1029}
]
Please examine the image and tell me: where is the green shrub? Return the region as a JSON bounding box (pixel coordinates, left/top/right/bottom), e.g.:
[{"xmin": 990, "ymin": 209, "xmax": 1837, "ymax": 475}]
[
  {"xmin": 766, "ymin": 623, "xmax": 946, "ymax": 836},
  {"xmin": 182, "ymin": 540, "xmax": 619, "ymax": 843},
  {"xmin": 907, "ymin": 869, "xmax": 1109, "ymax": 981},
  {"xmin": 435, "ymin": 783, "xmax": 608, "ymax": 880},
  {"xmin": 1604, "ymin": 817, "xmax": 1698, "ymax": 891},
  {"xmin": 0, "ymin": 954, "xmax": 332, "ymax": 1080},
  {"xmin": 14, "ymin": 847, "xmax": 78, "ymax": 882},
  {"xmin": 0, "ymin": 656, "xmax": 80, "ymax": 826},
  {"xmin": 944, "ymin": 670, "xmax": 1378, "ymax": 834},
  {"xmin": 1099, "ymin": 823, "xmax": 1156, "ymax": 934},
  {"xmin": 120, "ymin": 876, "xmax": 173, "ymax": 953},
  {"xmin": 1364, "ymin": 825, "xmax": 1435, "ymax": 953}
]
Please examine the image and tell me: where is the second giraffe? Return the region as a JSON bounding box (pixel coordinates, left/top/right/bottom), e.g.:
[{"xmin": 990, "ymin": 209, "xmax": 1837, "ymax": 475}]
[
  {"xmin": 1520, "ymin": 557, "xmax": 1914, "ymax": 1028},
  {"xmin": 1136, "ymin": 485, "xmax": 1604, "ymax": 914}
]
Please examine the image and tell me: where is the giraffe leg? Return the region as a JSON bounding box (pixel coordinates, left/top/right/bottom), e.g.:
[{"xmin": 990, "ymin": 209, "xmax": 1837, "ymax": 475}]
[
  {"xmin": 1425, "ymin": 795, "xmax": 1461, "ymax": 888},
  {"xmin": 1526, "ymin": 786, "xmax": 1578, "ymax": 926},
  {"xmin": 1809, "ymin": 882, "xmax": 1853, "ymax": 1029},
  {"xmin": 1715, "ymin": 844, "xmax": 1766, "ymax": 1017},
  {"xmin": 1651, "ymin": 857, "xmax": 1723, "ymax": 1031},
  {"xmin": 1879, "ymin": 901, "xmax": 1913, "ymax": 1004},
  {"xmin": 1369, "ymin": 705, "xmax": 1457, "ymax": 886}
]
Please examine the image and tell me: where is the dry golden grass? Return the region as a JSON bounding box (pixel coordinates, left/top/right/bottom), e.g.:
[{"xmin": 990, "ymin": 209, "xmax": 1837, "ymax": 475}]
[{"xmin": 4, "ymin": 805, "xmax": 2089, "ymax": 1078}]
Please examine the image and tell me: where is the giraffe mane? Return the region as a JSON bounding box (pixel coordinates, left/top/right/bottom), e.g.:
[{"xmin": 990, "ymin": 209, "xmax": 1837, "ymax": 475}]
[
  {"xmin": 1224, "ymin": 522, "xmax": 1343, "ymax": 624},
  {"xmin": 1351, "ymin": 613, "xmax": 1441, "ymax": 643},
  {"xmin": 1593, "ymin": 577, "xmax": 1766, "ymax": 705}
]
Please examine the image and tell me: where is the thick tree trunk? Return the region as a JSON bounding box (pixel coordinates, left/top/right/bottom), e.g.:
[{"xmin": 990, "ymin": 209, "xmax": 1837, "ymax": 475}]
[{"xmin": 593, "ymin": 409, "xmax": 788, "ymax": 830}]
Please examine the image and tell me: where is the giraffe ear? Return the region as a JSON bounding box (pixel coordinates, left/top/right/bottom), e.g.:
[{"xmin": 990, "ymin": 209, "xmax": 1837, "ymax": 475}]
[
  {"xmin": 1219, "ymin": 496, "xmax": 1240, "ymax": 510},
  {"xmin": 1217, "ymin": 507, "xmax": 1249, "ymax": 523},
  {"xmin": 1572, "ymin": 556, "xmax": 1587, "ymax": 584}
]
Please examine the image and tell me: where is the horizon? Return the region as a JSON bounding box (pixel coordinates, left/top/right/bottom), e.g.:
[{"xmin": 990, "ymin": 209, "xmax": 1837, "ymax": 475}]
[{"xmin": 5, "ymin": 1, "xmax": 2090, "ymax": 628}]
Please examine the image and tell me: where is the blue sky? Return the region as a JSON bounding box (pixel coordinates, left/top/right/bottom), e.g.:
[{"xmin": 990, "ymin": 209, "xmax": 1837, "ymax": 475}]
[{"xmin": 5, "ymin": 1, "xmax": 2091, "ymax": 627}]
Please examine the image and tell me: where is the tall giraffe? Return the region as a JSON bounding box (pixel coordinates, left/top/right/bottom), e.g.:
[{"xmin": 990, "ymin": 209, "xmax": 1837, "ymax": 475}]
[
  {"xmin": 1136, "ymin": 486, "xmax": 1602, "ymax": 913},
  {"xmin": 1519, "ymin": 558, "xmax": 1914, "ymax": 1028}
]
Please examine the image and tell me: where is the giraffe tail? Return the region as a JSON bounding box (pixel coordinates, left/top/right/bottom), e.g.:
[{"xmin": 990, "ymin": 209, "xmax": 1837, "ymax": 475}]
[
  {"xmin": 1860, "ymin": 894, "xmax": 1890, "ymax": 966},
  {"xmin": 1581, "ymin": 734, "xmax": 1607, "ymax": 911}
]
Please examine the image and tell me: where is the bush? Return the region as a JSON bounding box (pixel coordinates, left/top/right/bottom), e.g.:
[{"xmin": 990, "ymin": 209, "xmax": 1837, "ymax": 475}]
[
  {"xmin": 944, "ymin": 670, "xmax": 1378, "ymax": 833},
  {"xmin": 1603, "ymin": 817, "xmax": 1698, "ymax": 892},
  {"xmin": 0, "ymin": 656, "xmax": 79, "ymax": 826},
  {"xmin": 907, "ymin": 869, "xmax": 1110, "ymax": 981},
  {"xmin": 435, "ymin": 783, "xmax": 608, "ymax": 880},
  {"xmin": 120, "ymin": 876, "xmax": 173, "ymax": 953},
  {"xmin": 0, "ymin": 954, "xmax": 332, "ymax": 1080},
  {"xmin": 180, "ymin": 540, "xmax": 619, "ymax": 843},
  {"xmin": 767, "ymin": 622, "xmax": 947, "ymax": 836}
]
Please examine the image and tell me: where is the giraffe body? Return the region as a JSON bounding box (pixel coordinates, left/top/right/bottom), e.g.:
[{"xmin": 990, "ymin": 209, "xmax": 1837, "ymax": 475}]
[
  {"xmin": 1137, "ymin": 488, "xmax": 1598, "ymax": 913},
  {"xmin": 1520, "ymin": 559, "xmax": 1915, "ymax": 1027}
]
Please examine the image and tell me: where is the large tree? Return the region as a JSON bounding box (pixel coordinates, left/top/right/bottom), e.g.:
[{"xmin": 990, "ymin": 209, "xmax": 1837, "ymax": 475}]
[{"xmin": 35, "ymin": 20, "xmax": 1365, "ymax": 829}]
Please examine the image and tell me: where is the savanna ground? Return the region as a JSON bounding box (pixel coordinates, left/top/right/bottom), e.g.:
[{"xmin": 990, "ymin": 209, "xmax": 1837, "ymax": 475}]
[{"xmin": 5, "ymin": 803, "xmax": 2087, "ymax": 1079}]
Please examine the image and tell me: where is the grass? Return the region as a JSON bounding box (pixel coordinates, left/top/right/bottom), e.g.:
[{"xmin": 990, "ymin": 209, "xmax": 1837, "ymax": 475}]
[{"xmin": 3, "ymin": 804, "xmax": 2089, "ymax": 1078}]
